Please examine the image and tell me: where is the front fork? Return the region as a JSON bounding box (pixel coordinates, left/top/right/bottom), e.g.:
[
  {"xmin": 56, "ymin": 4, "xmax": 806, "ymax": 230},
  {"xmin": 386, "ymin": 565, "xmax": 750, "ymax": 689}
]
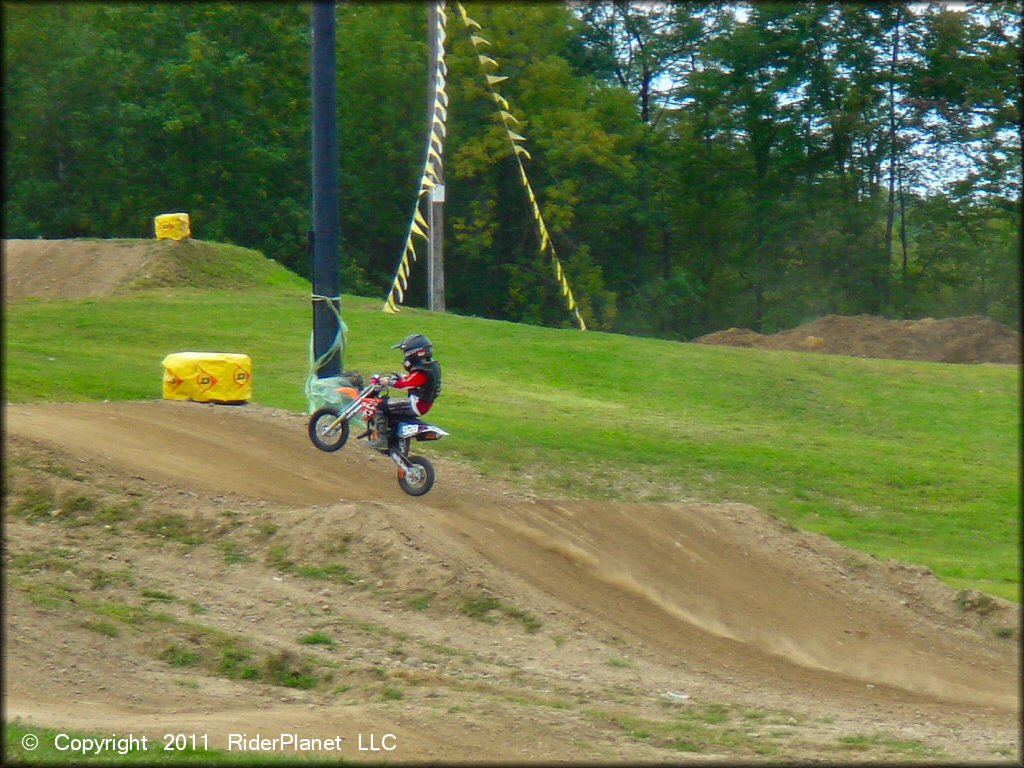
[{"xmin": 388, "ymin": 438, "xmax": 412, "ymax": 477}]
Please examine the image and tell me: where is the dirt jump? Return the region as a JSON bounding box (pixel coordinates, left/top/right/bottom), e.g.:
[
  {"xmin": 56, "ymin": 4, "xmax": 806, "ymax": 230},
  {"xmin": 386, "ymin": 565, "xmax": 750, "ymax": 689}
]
[
  {"xmin": 694, "ymin": 314, "xmax": 1020, "ymax": 365},
  {"xmin": 3, "ymin": 240, "xmax": 1020, "ymax": 762}
]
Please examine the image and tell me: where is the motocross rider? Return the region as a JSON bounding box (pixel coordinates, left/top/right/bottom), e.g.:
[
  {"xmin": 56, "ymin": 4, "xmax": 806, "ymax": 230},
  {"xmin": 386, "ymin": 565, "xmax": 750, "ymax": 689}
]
[{"xmin": 371, "ymin": 334, "xmax": 441, "ymax": 446}]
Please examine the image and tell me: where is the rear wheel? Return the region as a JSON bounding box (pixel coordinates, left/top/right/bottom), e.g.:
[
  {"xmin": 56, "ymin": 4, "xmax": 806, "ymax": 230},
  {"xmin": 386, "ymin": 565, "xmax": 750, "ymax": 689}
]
[
  {"xmin": 398, "ymin": 455, "xmax": 434, "ymax": 496},
  {"xmin": 308, "ymin": 408, "xmax": 349, "ymax": 452}
]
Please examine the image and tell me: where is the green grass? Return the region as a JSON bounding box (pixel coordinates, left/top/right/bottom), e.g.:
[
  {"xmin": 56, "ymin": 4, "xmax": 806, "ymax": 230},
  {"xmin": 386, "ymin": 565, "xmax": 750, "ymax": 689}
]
[
  {"xmin": 605, "ymin": 656, "xmax": 634, "ymax": 669},
  {"xmin": 265, "ymin": 545, "xmax": 360, "ymax": 584},
  {"xmin": 380, "ymin": 686, "xmax": 405, "ymax": 701},
  {"xmin": 141, "ymin": 589, "xmax": 177, "ymax": 602},
  {"xmin": 298, "ymin": 631, "xmax": 336, "ymax": 648},
  {"xmin": 134, "ymin": 514, "xmax": 203, "ymax": 548},
  {"xmin": 219, "ymin": 542, "xmax": 254, "ymax": 564},
  {"xmin": 587, "ymin": 703, "xmax": 798, "ymax": 757},
  {"xmin": 81, "ymin": 619, "xmax": 121, "ymax": 638},
  {"xmin": 4, "ymin": 239, "xmax": 1019, "ymax": 601},
  {"xmin": 159, "ymin": 644, "xmax": 201, "ymax": 668},
  {"xmin": 264, "ymin": 651, "xmax": 319, "ymax": 689},
  {"xmin": 217, "ymin": 641, "xmax": 259, "ymax": 681},
  {"xmin": 460, "ymin": 593, "xmax": 543, "ymax": 633},
  {"xmin": 837, "ymin": 732, "xmax": 946, "ymax": 757},
  {"xmin": 586, "ymin": 703, "xmax": 947, "ymax": 759},
  {"xmin": 407, "ymin": 593, "xmax": 432, "ymax": 611},
  {"xmin": 9, "ymin": 485, "xmax": 58, "ymax": 523}
]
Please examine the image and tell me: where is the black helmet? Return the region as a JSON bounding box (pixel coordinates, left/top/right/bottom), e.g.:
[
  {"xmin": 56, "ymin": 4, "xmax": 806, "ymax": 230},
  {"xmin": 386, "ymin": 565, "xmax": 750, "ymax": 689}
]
[{"xmin": 392, "ymin": 333, "xmax": 433, "ymax": 369}]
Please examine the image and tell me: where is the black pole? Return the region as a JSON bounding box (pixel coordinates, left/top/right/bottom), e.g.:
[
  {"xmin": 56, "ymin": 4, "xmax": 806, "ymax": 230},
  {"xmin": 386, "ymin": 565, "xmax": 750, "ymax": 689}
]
[{"xmin": 311, "ymin": 1, "xmax": 341, "ymax": 377}]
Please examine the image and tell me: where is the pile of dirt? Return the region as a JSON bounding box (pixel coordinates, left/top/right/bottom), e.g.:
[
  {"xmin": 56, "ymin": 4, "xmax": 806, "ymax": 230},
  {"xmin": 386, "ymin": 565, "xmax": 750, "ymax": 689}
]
[
  {"xmin": 2, "ymin": 238, "xmax": 171, "ymax": 300},
  {"xmin": 694, "ymin": 314, "xmax": 1020, "ymax": 364}
]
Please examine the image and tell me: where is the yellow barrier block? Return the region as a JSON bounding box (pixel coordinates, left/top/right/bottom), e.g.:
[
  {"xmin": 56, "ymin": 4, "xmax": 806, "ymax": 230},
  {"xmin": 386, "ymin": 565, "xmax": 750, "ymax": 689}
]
[
  {"xmin": 154, "ymin": 212, "xmax": 191, "ymax": 240},
  {"xmin": 162, "ymin": 352, "xmax": 252, "ymax": 403}
]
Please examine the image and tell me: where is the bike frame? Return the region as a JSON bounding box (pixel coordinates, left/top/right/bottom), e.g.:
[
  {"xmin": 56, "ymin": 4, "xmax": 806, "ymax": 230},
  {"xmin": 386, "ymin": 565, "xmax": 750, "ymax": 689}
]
[
  {"xmin": 334, "ymin": 385, "xmax": 417, "ymax": 475},
  {"xmin": 323, "ymin": 383, "xmax": 380, "ymax": 431}
]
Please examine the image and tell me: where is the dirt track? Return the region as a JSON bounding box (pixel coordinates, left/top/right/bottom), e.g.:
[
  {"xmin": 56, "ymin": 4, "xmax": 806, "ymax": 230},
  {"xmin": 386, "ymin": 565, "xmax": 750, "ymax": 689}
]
[
  {"xmin": 3, "ymin": 239, "xmax": 1020, "ymax": 761},
  {"xmin": 4, "ymin": 401, "xmax": 1019, "ymax": 762}
]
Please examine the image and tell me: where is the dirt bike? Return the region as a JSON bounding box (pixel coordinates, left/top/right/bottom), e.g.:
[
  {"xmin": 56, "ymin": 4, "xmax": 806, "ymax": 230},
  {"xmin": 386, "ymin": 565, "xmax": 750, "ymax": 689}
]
[{"xmin": 307, "ymin": 373, "xmax": 448, "ymax": 496}]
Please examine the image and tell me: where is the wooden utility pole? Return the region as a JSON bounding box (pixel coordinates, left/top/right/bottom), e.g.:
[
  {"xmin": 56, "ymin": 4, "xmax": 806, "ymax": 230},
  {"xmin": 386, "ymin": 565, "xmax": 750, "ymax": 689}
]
[{"xmin": 427, "ymin": 1, "xmax": 446, "ymax": 312}]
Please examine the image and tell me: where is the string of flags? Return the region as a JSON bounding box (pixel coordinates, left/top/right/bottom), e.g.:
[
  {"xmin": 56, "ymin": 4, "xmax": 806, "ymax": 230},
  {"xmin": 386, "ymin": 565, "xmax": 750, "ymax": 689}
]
[
  {"xmin": 383, "ymin": 2, "xmax": 449, "ymax": 314},
  {"xmin": 383, "ymin": 1, "xmax": 586, "ymax": 331},
  {"xmin": 454, "ymin": 2, "xmax": 586, "ymax": 330}
]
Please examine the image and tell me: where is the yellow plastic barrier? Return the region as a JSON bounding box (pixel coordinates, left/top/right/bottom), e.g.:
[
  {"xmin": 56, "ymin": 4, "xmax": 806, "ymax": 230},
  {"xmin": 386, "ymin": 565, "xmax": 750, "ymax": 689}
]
[
  {"xmin": 162, "ymin": 352, "xmax": 252, "ymax": 403},
  {"xmin": 154, "ymin": 212, "xmax": 191, "ymax": 240}
]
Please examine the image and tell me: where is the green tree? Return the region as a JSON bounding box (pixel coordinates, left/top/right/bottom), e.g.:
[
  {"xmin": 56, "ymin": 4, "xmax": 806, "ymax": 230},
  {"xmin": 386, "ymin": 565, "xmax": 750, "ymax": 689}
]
[
  {"xmin": 336, "ymin": 3, "xmax": 429, "ymax": 291},
  {"xmin": 4, "ymin": 3, "xmax": 311, "ymax": 268},
  {"xmin": 3, "ymin": 2, "xmax": 1018, "ymax": 334},
  {"xmin": 442, "ymin": 2, "xmax": 627, "ymax": 329}
]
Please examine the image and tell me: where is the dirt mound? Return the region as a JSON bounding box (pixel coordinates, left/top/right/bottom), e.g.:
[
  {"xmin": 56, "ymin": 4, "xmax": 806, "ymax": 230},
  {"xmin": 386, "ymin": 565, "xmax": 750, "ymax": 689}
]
[
  {"xmin": 694, "ymin": 314, "xmax": 1020, "ymax": 364},
  {"xmin": 2, "ymin": 239, "xmax": 164, "ymax": 300},
  {"xmin": 2, "ymin": 238, "xmax": 293, "ymax": 301},
  {"xmin": 4, "ymin": 401, "xmax": 1019, "ymax": 762}
]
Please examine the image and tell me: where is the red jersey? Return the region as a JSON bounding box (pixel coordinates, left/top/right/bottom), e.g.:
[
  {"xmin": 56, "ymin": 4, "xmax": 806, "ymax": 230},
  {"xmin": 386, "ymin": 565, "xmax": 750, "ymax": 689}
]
[{"xmin": 393, "ymin": 370, "xmax": 432, "ymax": 415}]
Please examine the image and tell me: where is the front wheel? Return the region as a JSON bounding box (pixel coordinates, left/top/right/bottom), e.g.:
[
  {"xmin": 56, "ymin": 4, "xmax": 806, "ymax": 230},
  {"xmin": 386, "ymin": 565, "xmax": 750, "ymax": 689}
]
[
  {"xmin": 398, "ymin": 455, "xmax": 435, "ymax": 496},
  {"xmin": 308, "ymin": 407, "xmax": 350, "ymax": 452}
]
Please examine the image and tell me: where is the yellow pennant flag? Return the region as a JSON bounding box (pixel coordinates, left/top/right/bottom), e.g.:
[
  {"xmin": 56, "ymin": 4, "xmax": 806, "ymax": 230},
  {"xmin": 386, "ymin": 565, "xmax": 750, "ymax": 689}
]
[
  {"xmin": 457, "ymin": 4, "xmax": 481, "ymax": 29},
  {"xmin": 384, "ymin": 2, "xmax": 450, "ymax": 314},
  {"xmin": 452, "ymin": 1, "xmax": 587, "ymax": 331},
  {"xmin": 414, "ymin": 207, "xmax": 428, "ymax": 230}
]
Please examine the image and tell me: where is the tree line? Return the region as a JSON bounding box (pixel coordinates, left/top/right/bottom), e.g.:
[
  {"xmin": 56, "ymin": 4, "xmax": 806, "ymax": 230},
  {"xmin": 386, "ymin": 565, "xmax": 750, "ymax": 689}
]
[{"xmin": 4, "ymin": 2, "xmax": 1020, "ymax": 336}]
